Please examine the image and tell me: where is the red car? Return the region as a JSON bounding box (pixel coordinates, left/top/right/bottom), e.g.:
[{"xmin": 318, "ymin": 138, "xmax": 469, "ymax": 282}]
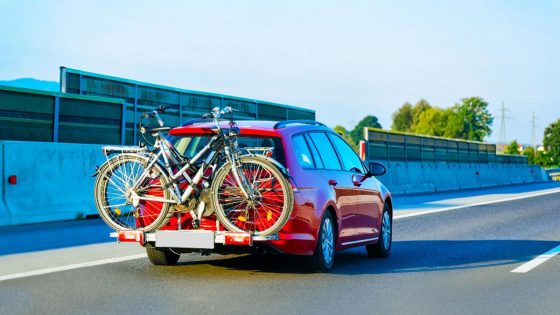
[{"xmin": 116, "ymin": 120, "xmax": 392, "ymax": 272}]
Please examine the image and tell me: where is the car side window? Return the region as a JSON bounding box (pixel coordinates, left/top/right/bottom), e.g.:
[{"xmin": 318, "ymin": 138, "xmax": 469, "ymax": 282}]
[
  {"xmin": 304, "ymin": 133, "xmax": 324, "ymax": 169},
  {"xmin": 308, "ymin": 132, "xmax": 342, "ymax": 170},
  {"xmin": 292, "ymin": 134, "xmax": 315, "ymax": 168},
  {"xmin": 329, "ymin": 133, "xmax": 366, "ymax": 173}
]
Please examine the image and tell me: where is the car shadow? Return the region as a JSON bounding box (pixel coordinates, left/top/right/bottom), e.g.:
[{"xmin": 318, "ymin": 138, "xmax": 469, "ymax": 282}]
[{"xmin": 172, "ymin": 239, "xmax": 558, "ymax": 275}]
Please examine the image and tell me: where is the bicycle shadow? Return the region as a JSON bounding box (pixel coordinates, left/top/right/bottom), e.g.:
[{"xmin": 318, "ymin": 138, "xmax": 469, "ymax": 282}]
[{"xmin": 172, "ymin": 239, "xmax": 557, "ymax": 275}]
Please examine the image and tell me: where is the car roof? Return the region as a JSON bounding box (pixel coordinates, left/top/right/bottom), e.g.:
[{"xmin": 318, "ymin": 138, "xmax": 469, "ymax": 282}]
[{"xmin": 170, "ymin": 120, "xmax": 330, "ymax": 138}]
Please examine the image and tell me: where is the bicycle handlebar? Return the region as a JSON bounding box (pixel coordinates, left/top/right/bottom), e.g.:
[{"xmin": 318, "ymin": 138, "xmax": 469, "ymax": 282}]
[{"xmin": 202, "ymin": 106, "xmax": 233, "ymax": 119}]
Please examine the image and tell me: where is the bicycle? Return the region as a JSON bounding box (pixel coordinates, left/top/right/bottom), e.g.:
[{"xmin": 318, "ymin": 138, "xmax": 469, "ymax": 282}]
[{"xmin": 94, "ymin": 106, "xmax": 294, "ymax": 236}]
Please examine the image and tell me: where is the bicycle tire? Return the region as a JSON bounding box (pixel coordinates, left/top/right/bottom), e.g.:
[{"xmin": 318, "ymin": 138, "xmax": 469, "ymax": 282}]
[
  {"xmin": 211, "ymin": 156, "xmax": 294, "ymax": 236},
  {"xmin": 94, "ymin": 153, "xmax": 174, "ymax": 231}
]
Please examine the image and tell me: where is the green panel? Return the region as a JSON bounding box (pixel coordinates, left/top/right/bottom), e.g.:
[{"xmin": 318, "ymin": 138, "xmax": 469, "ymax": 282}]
[
  {"xmin": 421, "ymin": 138, "xmax": 435, "ymax": 162},
  {"xmin": 407, "ymin": 144, "xmax": 421, "ymax": 161},
  {"xmin": 388, "ymin": 143, "xmax": 405, "ymax": 161},
  {"xmin": 447, "ymin": 147, "xmax": 458, "ymax": 162},
  {"xmin": 65, "ymin": 73, "xmax": 80, "ymax": 93},
  {"xmin": 435, "ymin": 147, "xmax": 448, "ymax": 161},
  {"xmin": 82, "ymin": 76, "xmax": 135, "ymax": 103},
  {"xmin": 368, "ymin": 131, "xmax": 388, "ymax": 142},
  {"xmin": 368, "ymin": 143, "xmax": 388, "ymax": 160},
  {"xmin": 58, "ymin": 98, "xmax": 122, "ymax": 144},
  {"xmin": 138, "ymin": 86, "xmax": 180, "ymax": 106},
  {"xmin": 223, "ymin": 99, "xmax": 257, "ymax": 120},
  {"xmin": 287, "ymin": 109, "xmax": 315, "ymax": 120},
  {"xmin": 0, "ymin": 90, "xmax": 54, "ymax": 114},
  {"xmin": 0, "ymin": 118, "xmax": 53, "ymax": 142},
  {"xmin": 183, "ymin": 94, "xmax": 221, "ymax": 119},
  {"xmin": 259, "ymin": 103, "xmax": 286, "ymax": 121},
  {"xmin": 0, "ymin": 90, "xmax": 54, "ymax": 141}
]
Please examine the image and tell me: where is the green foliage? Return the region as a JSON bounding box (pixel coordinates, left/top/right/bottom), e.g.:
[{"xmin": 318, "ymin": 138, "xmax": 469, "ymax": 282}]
[
  {"xmin": 412, "ymin": 107, "xmax": 452, "ymax": 137},
  {"xmin": 350, "ymin": 116, "xmax": 382, "ymax": 145},
  {"xmin": 391, "ymin": 102, "xmax": 413, "ymax": 131},
  {"xmin": 522, "ymin": 147, "xmax": 535, "ymax": 164},
  {"xmin": 391, "ymin": 99, "xmax": 432, "ymax": 132},
  {"xmin": 543, "ymin": 119, "xmax": 560, "ymax": 166},
  {"xmin": 447, "ymin": 97, "xmax": 494, "ymax": 141},
  {"xmin": 505, "ymin": 140, "xmax": 520, "ymax": 155},
  {"xmin": 410, "ymin": 99, "xmax": 432, "ymax": 132},
  {"xmin": 334, "ymin": 125, "xmax": 358, "ymax": 152},
  {"xmin": 390, "ymin": 97, "xmax": 493, "ymax": 141}
]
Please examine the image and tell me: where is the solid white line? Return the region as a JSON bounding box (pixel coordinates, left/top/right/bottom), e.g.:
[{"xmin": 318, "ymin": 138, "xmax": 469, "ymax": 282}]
[
  {"xmin": 0, "ymin": 254, "xmax": 147, "ymax": 282},
  {"xmin": 511, "ymin": 245, "xmax": 560, "ymax": 273},
  {"xmin": 394, "ymin": 188, "xmax": 560, "ymax": 220}
]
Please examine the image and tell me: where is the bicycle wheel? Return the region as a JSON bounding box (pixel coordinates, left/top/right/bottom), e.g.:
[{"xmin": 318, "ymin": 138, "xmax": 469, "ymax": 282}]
[
  {"xmin": 212, "ymin": 156, "xmax": 294, "ymax": 236},
  {"xmin": 94, "ymin": 153, "xmax": 174, "ymax": 231}
]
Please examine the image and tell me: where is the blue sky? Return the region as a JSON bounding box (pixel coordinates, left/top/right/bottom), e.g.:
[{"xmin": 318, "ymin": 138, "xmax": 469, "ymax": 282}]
[{"xmin": 1, "ymin": 0, "xmax": 559, "ymax": 144}]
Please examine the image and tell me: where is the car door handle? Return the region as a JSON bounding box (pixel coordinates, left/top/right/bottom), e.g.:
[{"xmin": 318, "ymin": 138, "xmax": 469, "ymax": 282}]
[{"xmin": 328, "ymin": 179, "xmax": 338, "ymax": 186}]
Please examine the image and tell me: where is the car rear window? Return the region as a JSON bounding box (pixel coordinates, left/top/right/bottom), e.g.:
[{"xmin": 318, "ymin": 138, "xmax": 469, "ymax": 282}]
[{"xmin": 167, "ymin": 135, "xmax": 286, "ymax": 166}]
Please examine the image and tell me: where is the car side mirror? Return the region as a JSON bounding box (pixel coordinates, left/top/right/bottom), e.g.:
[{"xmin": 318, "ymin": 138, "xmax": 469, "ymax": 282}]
[{"xmin": 368, "ymin": 162, "xmax": 386, "ymax": 176}]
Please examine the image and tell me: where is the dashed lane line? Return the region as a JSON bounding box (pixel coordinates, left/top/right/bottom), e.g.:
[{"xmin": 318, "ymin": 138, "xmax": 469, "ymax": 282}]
[
  {"xmin": 394, "ymin": 188, "xmax": 560, "ymax": 219},
  {"xmin": 511, "ymin": 245, "xmax": 560, "ymax": 273}
]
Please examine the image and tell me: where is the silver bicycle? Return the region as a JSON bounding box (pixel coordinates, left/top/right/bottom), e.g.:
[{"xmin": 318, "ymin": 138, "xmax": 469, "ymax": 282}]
[{"xmin": 94, "ymin": 106, "xmax": 293, "ymax": 236}]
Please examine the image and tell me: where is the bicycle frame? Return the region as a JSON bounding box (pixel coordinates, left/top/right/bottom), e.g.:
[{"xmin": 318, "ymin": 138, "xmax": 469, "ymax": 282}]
[{"xmin": 127, "ymin": 110, "xmax": 253, "ymax": 206}]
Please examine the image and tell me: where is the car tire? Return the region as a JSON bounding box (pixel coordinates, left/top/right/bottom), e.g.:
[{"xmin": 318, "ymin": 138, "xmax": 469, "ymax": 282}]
[
  {"xmin": 146, "ymin": 246, "xmax": 180, "ymax": 266},
  {"xmin": 366, "ymin": 204, "xmax": 392, "ymax": 258},
  {"xmin": 307, "ymin": 211, "xmax": 336, "ymax": 272}
]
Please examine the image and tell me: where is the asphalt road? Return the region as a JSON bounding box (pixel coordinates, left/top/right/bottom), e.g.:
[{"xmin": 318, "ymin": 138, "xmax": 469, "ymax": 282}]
[{"xmin": 1, "ymin": 185, "xmax": 559, "ymax": 314}]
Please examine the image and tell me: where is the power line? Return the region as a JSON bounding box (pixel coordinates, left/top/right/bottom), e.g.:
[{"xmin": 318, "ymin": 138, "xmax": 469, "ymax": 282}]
[{"xmin": 497, "ymin": 101, "xmax": 513, "ymax": 144}]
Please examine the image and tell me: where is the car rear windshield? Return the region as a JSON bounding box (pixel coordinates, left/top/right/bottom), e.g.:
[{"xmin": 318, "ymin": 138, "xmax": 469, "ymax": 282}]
[{"xmin": 166, "ymin": 135, "xmax": 286, "ymax": 166}]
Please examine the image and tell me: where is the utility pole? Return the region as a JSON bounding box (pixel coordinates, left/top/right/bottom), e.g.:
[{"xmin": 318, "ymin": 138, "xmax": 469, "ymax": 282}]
[{"xmin": 498, "ymin": 102, "xmax": 508, "ymax": 144}]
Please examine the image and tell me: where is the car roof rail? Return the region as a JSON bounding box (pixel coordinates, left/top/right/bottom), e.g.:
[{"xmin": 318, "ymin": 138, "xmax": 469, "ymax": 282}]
[{"xmin": 273, "ymin": 120, "xmax": 326, "ymax": 129}]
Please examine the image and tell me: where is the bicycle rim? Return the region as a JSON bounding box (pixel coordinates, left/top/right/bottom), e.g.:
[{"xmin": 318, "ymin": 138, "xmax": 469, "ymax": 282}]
[
  {"xmin": 94, "ymin": 154, "xmax": 172, "ymax": 231},
  {"xmin": 212, "ymin": 157, "xmax": 293, "ymax": 236}
]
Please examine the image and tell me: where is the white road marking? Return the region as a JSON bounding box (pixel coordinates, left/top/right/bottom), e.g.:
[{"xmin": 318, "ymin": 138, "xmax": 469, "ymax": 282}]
[
  {"xmin": 1, "ymin": 187, "xmax": 559, "ymax": 282},
  {"xmin": 394, "ymin": 188, "xmax": 560, "ymax": 219},
  {"xmin": 511, "ymin": 245, "xmax": 560, "ymax": 273},
  {"xmin": 0, "ymin": 254, "xmax": 147, "ymax": 282}
]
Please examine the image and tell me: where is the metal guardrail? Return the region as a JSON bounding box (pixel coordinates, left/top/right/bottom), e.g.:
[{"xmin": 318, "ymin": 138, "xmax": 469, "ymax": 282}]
[{"xmin": 364, "ymin": 127, "xmax": 528, "ymax": 165}]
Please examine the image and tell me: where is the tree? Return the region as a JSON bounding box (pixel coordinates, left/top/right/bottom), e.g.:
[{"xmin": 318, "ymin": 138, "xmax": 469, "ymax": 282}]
[
  {"xmin": 333, "ymin": 125, "xmax": 358, "ymax": 151},
  {"xmin": 350, "ymin": 116, "xmax": 382, "ymax": 145},
  {"xmin": 443, "ymin": 97, "xmax": 493, "ymax": 141},
  {"xmin": 543, "ymin": 119, "xmax": 560, "ymax": 166},
  {"xmin": 522, "ymin": 147, "xmax": 535, "ymax": 164},
  {"xmin": 391, "ymin": 102, "xmax": 413, "ymax": 132},
  {"xmin": 413, "ymin": 107, "xmax": 450, "ymax": 136},
  {"xmin": 410, "ymin": 99, "xmax": 433, "ymax": 132},
  {"xmin": 505, "ymin": 140, "xmax": 520, "ymax": 155}
]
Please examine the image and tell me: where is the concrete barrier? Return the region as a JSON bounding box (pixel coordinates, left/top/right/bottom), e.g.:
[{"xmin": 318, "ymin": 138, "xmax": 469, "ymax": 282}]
[
  {"xmin": 375, "ymin": 160, "xmax": 549, "ymax": 195},
  {"xmin": 0, "ymin": 141, "xmax": 104, "ymax": 227},
  {"xmin": 0, "ymin": 140, "xmax": 551, "ymax": 226}
]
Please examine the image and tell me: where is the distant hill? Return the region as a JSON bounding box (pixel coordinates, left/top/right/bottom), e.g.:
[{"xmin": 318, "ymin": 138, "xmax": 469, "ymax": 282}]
[{"xmin": 0, "ymin": 78, "xmax": 59, "ymax": 92}]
